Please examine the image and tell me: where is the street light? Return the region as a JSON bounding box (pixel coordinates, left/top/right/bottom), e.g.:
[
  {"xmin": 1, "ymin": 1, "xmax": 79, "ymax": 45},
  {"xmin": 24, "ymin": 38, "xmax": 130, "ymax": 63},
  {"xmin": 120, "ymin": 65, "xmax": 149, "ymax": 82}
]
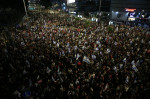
[
  {"xmin": 98, "ymin": 0, "xmax": 102, "ymax": 25},
  {"xmin": 23, "ymin": 0, "xmax": 28, "ymax": 17}
]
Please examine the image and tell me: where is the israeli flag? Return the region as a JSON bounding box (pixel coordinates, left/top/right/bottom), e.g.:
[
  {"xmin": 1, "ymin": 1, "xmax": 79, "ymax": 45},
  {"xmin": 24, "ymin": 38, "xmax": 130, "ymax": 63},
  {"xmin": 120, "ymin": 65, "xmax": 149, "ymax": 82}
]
[
  {"xmin": 83, "ymin": 56, "xmax": 90, "ymax": 64},
  {"xmin": 106, "ymin": 48, "xmax": 111, "ymax": 53},
  {"xmin": 92, "ymin": 55, "xmax": 96, "ymax": 60},
  {"xmin": 53, "ymin": 41, "xmax": 56, "ymax": 44},
  {"xmin": 57, "ymin": 66, "xmax": 60, "ymax": 73},
  {"xmin": 96, "ymin": 41, "xmax": 100, "ymax": 44},
  {"xmin": 95, "ymin": 47, "xmax": 99, "ymax": 51},
  {"xmin": 52, "ymin": 76, "xmax": 56, "ymax": 82},
  {"xmin": 125, "ymin": 76, "xmax": 129, "ymax": 83},
  {"xmin": 113, "ymin": 66, "xmax": 117, "ymax": 73},
  {"xmin": 57, "ymin": 43, "xmax": 59, "ymax": 47},
  {"xmin": 21, "ymin": 42, "xmax": 25, "ymax": 46},
  {"xmin": 132, "ymin": 65, "xmax": 138, "ymax": 72},
  {"xmin": 75, "ymin": 54, "xmax": 80, "ymax": 60},
  {"xmin": 131, "ymin": 60, "xmax": 135, "ymax": 65},
  {"xmin": 123, "ymin": 58, "xmax": 126, "ymax": 63},
  {"xmin": 47, "ymin": 67, "xmax": 51, "ymax": 74}
]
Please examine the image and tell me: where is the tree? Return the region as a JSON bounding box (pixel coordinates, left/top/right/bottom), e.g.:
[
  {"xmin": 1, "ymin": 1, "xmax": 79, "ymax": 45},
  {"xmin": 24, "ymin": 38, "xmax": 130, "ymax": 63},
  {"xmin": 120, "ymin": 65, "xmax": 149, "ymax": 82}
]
[{"xmin": 40, "ymin": 0, "xmax": 52, "ymax": 8}]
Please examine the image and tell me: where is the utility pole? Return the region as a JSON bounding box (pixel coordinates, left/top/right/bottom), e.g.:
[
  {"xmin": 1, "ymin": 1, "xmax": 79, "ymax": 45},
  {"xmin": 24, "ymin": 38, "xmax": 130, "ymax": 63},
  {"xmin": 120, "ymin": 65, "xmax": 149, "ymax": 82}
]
[
  {"xmin": 98, "ymin": 0, "xmax": 102, "ymax": 25},
  {"xmin": 23, "ymin": 0, "xmax": 28, "ymax": 17}
]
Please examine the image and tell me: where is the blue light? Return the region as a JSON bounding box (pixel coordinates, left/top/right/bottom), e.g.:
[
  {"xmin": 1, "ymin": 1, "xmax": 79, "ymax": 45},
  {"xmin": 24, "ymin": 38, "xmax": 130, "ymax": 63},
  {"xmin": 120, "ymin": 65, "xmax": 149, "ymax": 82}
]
[{"xmin": 63, "ymin": 7, "xmax": 66, "ymax": 9}]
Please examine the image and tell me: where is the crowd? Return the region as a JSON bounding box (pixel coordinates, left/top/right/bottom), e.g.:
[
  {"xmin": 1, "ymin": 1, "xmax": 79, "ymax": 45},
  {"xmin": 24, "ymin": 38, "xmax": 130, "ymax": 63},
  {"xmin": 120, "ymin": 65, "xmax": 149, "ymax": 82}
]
[{"xmin": 0, "ymin": 12, "xmax": 150, "ymax": 99}]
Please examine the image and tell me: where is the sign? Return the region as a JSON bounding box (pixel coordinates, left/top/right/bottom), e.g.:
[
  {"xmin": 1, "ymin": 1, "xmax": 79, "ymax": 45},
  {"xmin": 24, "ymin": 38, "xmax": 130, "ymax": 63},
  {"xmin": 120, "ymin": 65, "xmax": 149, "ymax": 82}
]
[{"xmin": 125, "ymin": 8, "xmax": 136, "ymax": 12}]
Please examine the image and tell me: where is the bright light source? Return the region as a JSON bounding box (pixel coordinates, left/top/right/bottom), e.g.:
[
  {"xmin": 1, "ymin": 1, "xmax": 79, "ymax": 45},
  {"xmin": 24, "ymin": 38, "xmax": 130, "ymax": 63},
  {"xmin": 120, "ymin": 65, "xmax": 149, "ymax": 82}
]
[
  {"xmin": 78, "ymin": 15, "xmax": 82, "ymax": 18},
  {"xmin": 67, "ymin": 0, "xmax": 75, "ymax": 4},
  {"xmin": 63, "ymin": 7, "xmax": 66, "ymax": 9},
  {"xmin": 69, "ymin": 12, "xmax": 76, "ymax": 14},
  {"xmin": 142, "ymin": 15, "xmax": 145, "ymax": 18},
  {"xmin": 128, "ymin": 17, "xmax": 135, "ymax": 21},
  {"xmin": 109, "ymin": 21, "xmax": 113, "ymax": 25},
  {"xmin": 129, "ymin": 12, "xmax": 135, "ymax": 18},
  {"xmin": 116, "ymin": 12, "xmax": 118, "ymax": 14},
  {"xmin": 96, "ymin": 19, "xmax": 98, "ymax": 22},
  {"xmin": 125, "ymin": 8, "xmax": 136, "ymax": 12},
  {"xmin": 92, "ymin": 18, "xmax": 94, "ymax": 21}
]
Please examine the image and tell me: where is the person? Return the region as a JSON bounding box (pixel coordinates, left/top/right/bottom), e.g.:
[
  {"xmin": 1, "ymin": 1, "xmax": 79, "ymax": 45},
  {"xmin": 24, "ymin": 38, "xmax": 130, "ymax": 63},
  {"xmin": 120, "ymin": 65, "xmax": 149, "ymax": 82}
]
[{"xmin": 0, "ymin": 10, "xmax": 150, "ymax": 99}]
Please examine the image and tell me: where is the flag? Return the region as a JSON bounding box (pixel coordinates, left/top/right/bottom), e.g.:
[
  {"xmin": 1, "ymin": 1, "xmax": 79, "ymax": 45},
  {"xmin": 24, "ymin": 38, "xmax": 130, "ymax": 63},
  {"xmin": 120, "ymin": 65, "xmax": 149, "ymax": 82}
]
[
  {"xmin": 75, "ymin": 54, "xmax": 80, "ymax": 60},
  {"xmin": 37, "ymin": 80, "xmax": 42, "ymax": 84},
  {"xmin": 132, "ymin": 65, "xmax": 138, "ymax": 72},
  {"xmin": 113, "ymin": 66, "xmax": 117, "ymax": 73},
  {"xmin": 106, "ymin": 48, "xmax": 111, "ymax": 53},
  {"xmin": 57, "ymin": 43, "xmax": 59, "ymax": 47},
  {"xmin": 147, "ymin": 50, "xmax": 150, "ymax": 53},
  {"xmin": 37, "ymin": 75, "xmax": 39, "ymax": 80},
  {"xmin": 96, "ymin": 40, "xmax": 100, "ymax": 44},
  {"xmin": 53, "ymin": 41, "xmax": 56, "ymax": 44},
  {"xmin": 57, "ymin": 66, "xmax": 60, "ymax": 73},
  {"xmin": 47, "ymin": 67, "xmax": 51, "ymax": 74},
  {"xmin": 95, "ymin": 47, "xmax": 99, "ymax": 51},
  {"xmin": 92, "ymin": 55, "xmax": 96, "ymax": 60},
  {"xmin": 83, "ymin": 56, "xmax": 90, "ymax": 64},
  {"xmin": 125, "ymin": 76, "xmax": 129, "ymax": 83},
  {"xmin": 123, "ymin": 58, "xmax": 126, "ymax": 62},
  {"xmin": 52, "ymin": 76, "xmax": 56, "ymax": 82}
]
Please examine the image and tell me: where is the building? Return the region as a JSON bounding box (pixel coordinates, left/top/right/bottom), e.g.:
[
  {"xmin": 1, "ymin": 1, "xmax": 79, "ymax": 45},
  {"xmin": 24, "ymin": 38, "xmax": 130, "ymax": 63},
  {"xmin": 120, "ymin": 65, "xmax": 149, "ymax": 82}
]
[{"xmin": 110, "ymin": 0, "xmax": 150, "ymax": 21}]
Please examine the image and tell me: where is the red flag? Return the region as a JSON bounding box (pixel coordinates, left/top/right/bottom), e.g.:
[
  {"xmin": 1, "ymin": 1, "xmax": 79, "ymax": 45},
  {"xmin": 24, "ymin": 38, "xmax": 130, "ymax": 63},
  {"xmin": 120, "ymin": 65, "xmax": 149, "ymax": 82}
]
[
  {"xmin": 147, "ymin": 50, "xmax": 150, "ymax": 53},
  {"xmin": 37, "ymin": 80, "xmax": 42, "ymax": 84}
]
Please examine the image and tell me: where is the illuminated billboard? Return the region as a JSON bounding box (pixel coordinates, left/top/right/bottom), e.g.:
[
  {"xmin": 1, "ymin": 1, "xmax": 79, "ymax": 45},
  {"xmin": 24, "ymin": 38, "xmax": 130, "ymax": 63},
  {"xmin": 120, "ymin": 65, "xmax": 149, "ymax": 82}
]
[{"xmin": 67, "ymin": 0, "xmax": 75, "ymax": 4}]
